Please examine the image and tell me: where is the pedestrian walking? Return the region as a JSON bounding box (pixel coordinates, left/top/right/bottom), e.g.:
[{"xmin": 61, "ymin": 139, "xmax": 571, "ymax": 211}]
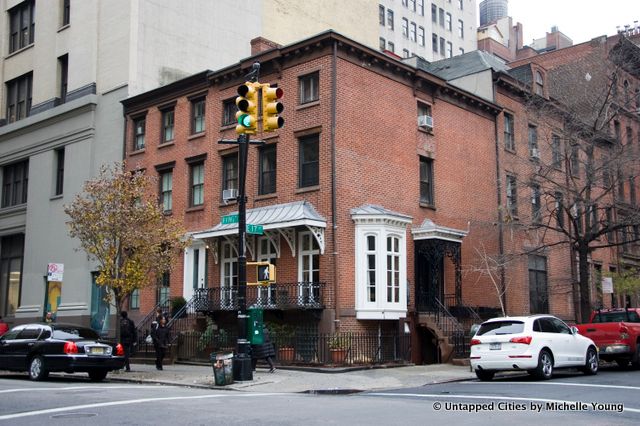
[
  {"xmin": 119, "ymin": 311, "xmax": 136, "ymax": 372},
  {"xmin": 151, "ymin": 317, "xmax": 170, "ymax": 370},
  {"xmin": 45, "ymin": 311, "xmax": 56, "ymax": 323},
  {"xmin": 0, "ymin": 316, "xmax": 8, "ymax": 336},
  {"xmin": 251, "ymin": 325, "xmax": 276, "ymax": 373}
]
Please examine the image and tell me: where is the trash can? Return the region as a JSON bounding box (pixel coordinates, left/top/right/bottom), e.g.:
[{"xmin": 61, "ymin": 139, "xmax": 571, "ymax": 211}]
[{"xmin": 211, "ymin": 352, "xmax": 234, "ymax": 386}]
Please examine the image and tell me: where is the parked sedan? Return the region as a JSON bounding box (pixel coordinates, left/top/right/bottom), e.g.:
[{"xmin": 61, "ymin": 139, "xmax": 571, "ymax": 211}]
[
  {"xmin": 470, "ymin": 315, "xmax": 598, "ymax": 381},
  {"xmin": 0, "ymin": 323, "xmax": 125, "ymax": 381}
]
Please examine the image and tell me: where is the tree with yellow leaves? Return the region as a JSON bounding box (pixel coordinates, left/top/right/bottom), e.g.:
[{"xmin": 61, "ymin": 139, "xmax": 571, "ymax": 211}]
[{"xmin": 65, "ymin": 163, "xmax": 190, "ymax": 339}]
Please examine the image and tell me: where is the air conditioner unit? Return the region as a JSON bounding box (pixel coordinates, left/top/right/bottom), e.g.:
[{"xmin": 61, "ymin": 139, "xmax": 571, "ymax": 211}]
[
  {"xmin": 531, "ymin": 148, "xmax": 540, "ymax": 158},
  {"xmin": 418, "ymin": 115, "xmax": 434, "ymax": 129},
  {"xmin": 222, "ymin": 188, "xmax": 238, "ymax": 202}
]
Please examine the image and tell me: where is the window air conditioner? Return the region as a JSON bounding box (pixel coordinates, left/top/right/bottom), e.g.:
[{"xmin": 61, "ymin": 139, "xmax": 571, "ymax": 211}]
[
  {"xmin": 418, "ymin": 115, "xmax": 433, "ymax": 129},
  {"xmin": 222, "ymin": 188, "xmax": 238, "ymax": 202}
]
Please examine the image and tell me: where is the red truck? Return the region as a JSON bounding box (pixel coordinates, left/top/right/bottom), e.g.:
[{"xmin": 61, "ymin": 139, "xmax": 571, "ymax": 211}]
[{"xmin": 576, "ymin": 308, "xmax": 640, "ymax": 368}]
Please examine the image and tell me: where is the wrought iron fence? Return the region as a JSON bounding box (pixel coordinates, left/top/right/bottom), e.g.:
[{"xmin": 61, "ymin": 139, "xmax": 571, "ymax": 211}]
[
  {"xmin": 193, "ymin": 282, "xmax": 331, "ymax": 312},
  {"xmin": 176, "ymin": 330, "xmax": 411, "ymax": 365}
]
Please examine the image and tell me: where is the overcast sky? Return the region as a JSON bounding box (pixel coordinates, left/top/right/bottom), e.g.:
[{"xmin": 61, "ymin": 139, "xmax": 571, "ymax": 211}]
[{"xmin": 507, "ymin": 0, "xmax": 640, "ymax": 46}]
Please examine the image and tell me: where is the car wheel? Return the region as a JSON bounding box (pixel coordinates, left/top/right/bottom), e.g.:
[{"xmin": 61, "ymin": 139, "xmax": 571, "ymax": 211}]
[
  {"xmin": 88, "ymin": 369, "xmax": 109, "ymax": 382},
  {"xmin": 29, "ymin": 356, "xmax": 49, "ymax": 381},
  {"xmin": 581, "ymin": 348, "xmax": 598, "ymax": 375},
  {"xmin": 475, "ymin": 370, "xmax": 495, "ymax": 381},
  {"xmin": 615, "ymin": 359, "xmax": 630, "ymax": 369},
  {"xmin": 534, "ymin": 349, "xmax": 553, "ymax": 380},
  {"xmin": 632, "ymin": 343, "xmax": 640, "ymax": 370}
]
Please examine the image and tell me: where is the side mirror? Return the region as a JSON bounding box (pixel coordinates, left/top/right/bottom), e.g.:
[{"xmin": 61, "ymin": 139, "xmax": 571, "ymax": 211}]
[{"xmin": 570, "ymin": 326, "xmax": 579, "ymax": 335}]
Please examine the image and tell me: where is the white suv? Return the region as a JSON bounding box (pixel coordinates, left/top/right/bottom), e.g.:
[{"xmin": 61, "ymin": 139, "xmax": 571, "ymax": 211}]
[{"xmin": 470, "ymin": 315, "xmax": 598, "ymax": 381}]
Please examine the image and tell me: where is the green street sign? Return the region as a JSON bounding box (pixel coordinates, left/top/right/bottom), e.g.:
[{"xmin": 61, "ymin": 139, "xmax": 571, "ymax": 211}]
[
  {"xmin": 247, "ymin": 224, "xmax": 264, "ymax": 235},
  {"xmin": 221, "ymin": 214, "xmax": 239, "ymax": 225}
]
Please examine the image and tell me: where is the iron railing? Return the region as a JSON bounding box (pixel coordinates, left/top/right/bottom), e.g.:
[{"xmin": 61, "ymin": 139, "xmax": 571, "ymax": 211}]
[
  {"xmin": 430, "ymin": 297, "xmax": 468, "ymax": 358},
  {"xmin": 444, "ymin": 293, "xmax": 483, "ymax": 333},
  {"xmin": 134, "ymin": 299, "xmax": 172, "ymax": 353},
  {"xmin": 193, "ymin": 282, "xmax": 330, "ymax": 312},
  {"xmin": 176, "ymin": 330, "xmax": 411, "ymax": 365}
]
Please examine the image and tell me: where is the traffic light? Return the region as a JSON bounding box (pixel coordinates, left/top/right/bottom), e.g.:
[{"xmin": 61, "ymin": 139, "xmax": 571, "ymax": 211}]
[
  {"xmin": 257, "ymin": 263, "xmax": 276, "ymax": 283},
  {"xmin": 262, "ymin": 84, "xmax": 284, "ymax": 132},
  {"xmin": 236, "ymin": 82, "xmax": 258, "ymax": 134}
]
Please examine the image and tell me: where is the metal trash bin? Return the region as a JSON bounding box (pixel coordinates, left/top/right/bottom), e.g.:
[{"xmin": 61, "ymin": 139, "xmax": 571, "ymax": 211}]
[{"xmin": 211, "ymin": 352, "xmax": 234, "ymax": 386}]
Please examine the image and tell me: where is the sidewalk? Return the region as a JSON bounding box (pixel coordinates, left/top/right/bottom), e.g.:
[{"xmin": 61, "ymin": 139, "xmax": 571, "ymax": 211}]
[{"xmin": 108, "ymin": 362, "xmax": 476, "ymax": 393}]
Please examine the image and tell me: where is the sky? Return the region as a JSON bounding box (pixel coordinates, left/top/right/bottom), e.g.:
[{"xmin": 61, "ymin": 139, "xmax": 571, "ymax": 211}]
[{"xmin": 507, "ymin": 0, "xmax": 640, "ymax": 45}]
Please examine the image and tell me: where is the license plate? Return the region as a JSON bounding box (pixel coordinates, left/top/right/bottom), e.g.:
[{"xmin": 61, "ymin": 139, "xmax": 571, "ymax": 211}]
[
  {"xmin": 90, "ymin": 347, "xmax": 104, "ymax": 355},
  {"xmin": 489, "ymin": 343, "xmax": 501, "ymax": 350}
]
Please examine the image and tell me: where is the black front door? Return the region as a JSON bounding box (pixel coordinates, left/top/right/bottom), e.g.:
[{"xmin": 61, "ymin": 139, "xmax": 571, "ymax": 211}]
[{"xmin": 415, "ymin": 245, "xmax": 443, "ymax": 312}]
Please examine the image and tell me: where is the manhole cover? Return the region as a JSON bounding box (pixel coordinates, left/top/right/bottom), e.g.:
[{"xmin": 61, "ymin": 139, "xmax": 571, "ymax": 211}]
[{"xmin": 51, "ymin": 413, "xmax": 98, "ymax": 419}]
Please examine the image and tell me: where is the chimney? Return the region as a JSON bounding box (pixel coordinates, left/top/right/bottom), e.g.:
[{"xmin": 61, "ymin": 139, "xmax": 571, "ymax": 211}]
[{"xmin": 250, "ymin": 37, "xmax": 282, "ymax": 55}]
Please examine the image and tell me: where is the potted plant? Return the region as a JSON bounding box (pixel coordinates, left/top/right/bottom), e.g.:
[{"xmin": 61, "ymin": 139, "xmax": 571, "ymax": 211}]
[
  {"xmin": 328, "ymin": 333, "xmax": 351, "ymax": 364},
  {"xmin": 171, "ymin": 296, "xmax": 187, "ymax": 318},
  {"xmin": 267, "ymin": 322, "xmax": 296, "ymax": 363}
]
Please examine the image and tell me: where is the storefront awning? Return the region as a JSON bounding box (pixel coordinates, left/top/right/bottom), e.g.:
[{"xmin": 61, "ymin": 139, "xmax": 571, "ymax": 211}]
[{"xmin": 191, "ymin": 201, "xmax": 327, "ymax": 259}]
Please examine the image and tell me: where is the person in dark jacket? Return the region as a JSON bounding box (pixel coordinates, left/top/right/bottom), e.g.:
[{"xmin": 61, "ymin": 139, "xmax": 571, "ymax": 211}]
[
  {"xmin": 251, "ymin": 325, "xmax": 276, "ymax": 373},
  {"xmin": 151, "ymin": 317, "xmax": 170, "ymax": 370},
  {"xmin": 119, "ymin": 311, "xmax": 136, "ymax": 372}
]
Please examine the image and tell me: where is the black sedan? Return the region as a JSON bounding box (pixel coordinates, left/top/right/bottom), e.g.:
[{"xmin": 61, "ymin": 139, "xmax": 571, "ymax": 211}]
[{"xmin": 0, "ymin": 323, "xmax": 125, "ymax": 381}]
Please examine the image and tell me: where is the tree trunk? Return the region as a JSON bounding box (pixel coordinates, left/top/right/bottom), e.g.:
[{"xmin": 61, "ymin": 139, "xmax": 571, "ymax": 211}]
[{"xmin": 577, "ymin": 243, "xmax": 592, "ymax": 323}]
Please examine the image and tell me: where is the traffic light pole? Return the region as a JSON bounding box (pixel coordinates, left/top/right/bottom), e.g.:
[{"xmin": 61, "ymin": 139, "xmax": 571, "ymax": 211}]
[{"xmin": 233, "ymin": 132, "xmax": 252, "ymax": 382}]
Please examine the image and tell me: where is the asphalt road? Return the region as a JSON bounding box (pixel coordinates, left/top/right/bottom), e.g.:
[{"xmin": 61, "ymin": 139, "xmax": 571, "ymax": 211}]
[{"xmin": 0, "ymin": 365, "xmax": 638, "ymax": 425}]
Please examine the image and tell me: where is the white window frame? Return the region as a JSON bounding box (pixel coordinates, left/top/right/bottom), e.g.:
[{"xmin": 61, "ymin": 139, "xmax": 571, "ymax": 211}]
[
  {"xmin": 354, "ymin": 219, "xmax": 408, "ymax": 320},
  {"xmin": 298, "ymin": 231, "xmax": 320, "ymax": 306},
  {"xmin": 221, "ymin": 241, "xmax": 237, "ymax": 309}
]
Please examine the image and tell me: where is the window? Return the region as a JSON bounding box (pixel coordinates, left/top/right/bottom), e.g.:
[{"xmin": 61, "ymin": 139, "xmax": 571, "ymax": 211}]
[
  {"xmin": 0, "ymin": 234, "xmax": 24, "ymax": 317},
  {"xmin": 418, "ymin": 0, "xmax": 424, "ymax": 16},
  {"xmin": 458, "ymin": 20, "xmax": 464, "ymax": 38},
  {"xmin": 458, "ymin": 0, "xmax": 463, "ymax": 10},
  {"xmin": 157, "ymin": 272, "xmax": 170, "ymax": 306},
  {"xmin": 299, "ymin": 134, "xmax": 319, "ymax": 188},
  {"xmin": 133, "ymin": 117, "xmax": 145, "ymax": 151},
  {"xmin": 630, "ymin": 177, "xmax": 636, "ymax": 205},
  {"xmin": 439, "ymin": 8, "xmax": 444, "ymax": 27},
  {"xmin": 626, "ymin": 127, "xmax": 633, "ymax": 146},
  {"xmin": 379, "ymin": 5, "xmax": 385, "ymax": 25},
  {"xmin": 259, "ymin": 144, "xmax": 276, "ymax": 195},
  {"xmin": 402, "ymin": 49, "xmax": 410, "ymax": 58},
  {"xmin": 379, "ymin": 37, "xmax": 386, "ymax": 51},
  {"xmin": 298, "ymin": 231, "xmax": 320, "ymax": 306},
  {"xmin": 130, "ymin": 289, "xmax": 140, "ymax": 310},
  {"xmin": 446, "ymin": 41, "xmax": 452, "ymax": 58},
  {"xmin": 529, "ymin": 255, "xmax": 548, "ymax": 314},
  {"xmin": 602, "ymin": 155, "xmax": 611, "ymax": 188},
  {"xmin": 551, "ymin": 134, "xmax": 561, "ymax": 168},
  {"xmin": 387, "ymin": 236, "xmax": 400, "ymax": 303},
  {"xmin": 528, "ymin": 124, "xmax": 538, "ymax": 158},
  {"xmin": 191, "ymin": 98, "xmax": 205, "ymax": 134},
  {"xmin": 221, "ymin": 241, "xmax": 238, "ymax": 309},
  {"xmin": 555, "ymin": 192, "xmax": 564, "ymax": 228},
  {"xmin": 388, "ymin": 41, "xmax": 395, "ymax": 53},
  {"xmin": 222, "ymin": 154, "xmax": 238, "ymax": 193},
  {"xmin": 459, "ymin": 48, "xmax": 465, "ymax": 55},
  {"xmin": 161, "ymin": 108, "xmax": 175, "ymax": 143},
  {"xmin": 618, "ymin": 169, "xmax": 625, "ymax": 201},
  {"xmin": 445, "ymin": 13, "xmax": 452, "ymax": 31},
  {"xmin": 61, "ymin": 0, "xmax": 70, "ymax": 26},
  {"xmin": 299, "ymin": 72, "xmax": 319, "ymax": 104},
  {"xmin": 54, "ymin": 148, "xmax": 65, "ymax": 196},
  {"xmin": 418, "ymin": 26, "xmax": 425, "ymax": 46},
  {"xmin": 614, "ymin": 120, "xmax": 621, "ymax": 142},
  {"xmin": 58, "ymin": 54, "xmax": 68, "ymax": 104},
  {"xmin": 366, "ymin": 235, "xmax": 376, "ymax": 302},
  {"xmin": 534, "ymin": 71, "xmax": 544, "ymax": 96},
  {"xmin": 410, "ymin": 22, "xmax": 417, "ymax": 42},
  {"xmin": 623, "ymin": 80, "xmax": 630, "ymax": 106},
  {"xmin": 570, "ymin": 144, "xmax": 580, "ymax": 176},
  {"xmin": 439, "ymin": 37, "xmax": 445, "ymax": 56},
  {"xmin": 387, "ymin": 9, "xmax": 394, "ymax": 29},
  {"xmin": 431, "ymin": 4, "xmax": 437, "ymax": 22},
  {"xmin": 402, "ymin": 18, "xmax": 409, "ymax": 38},
  {"xmin": 6, "ymin": 73, "xmax": 33, "ymax": 123},
  {"xmin": 420, "ymin": 157, "xmax": 434, "ymax": 205},
  {"xmin": 409, "ymin": 0, "xmax": 416, "ymax": 11},
  {"xmin": 2, "ymin": 160, "xmax": 29, "ymax": 208},
  {"xmin": 221, "ymin": 98, "xmax": 236, "ymax": 126},
  {"xmin": 9, "ymin": 0, "xmax": 35, "ymax": 53},
  {"xmin": 160, "ymin": 170, "xmax": 173, "ymax": 213},
  {"xmin": 531, "ymin": 184, "xmax": 541, "ymax": 223},
  {"xmin": 190, "ymin": 162, "xmax": 204, "ymax": 207},
  {"xmin": 504, "ymin": 112, "xmax": 514, "ymax": 150},
  {"xmin": 432, "ymin": 33, "xmax": 438, "ymax": 52},
  {"xmin": 506, "ymin": 175, "xmax": 518, "ymax": 217}
]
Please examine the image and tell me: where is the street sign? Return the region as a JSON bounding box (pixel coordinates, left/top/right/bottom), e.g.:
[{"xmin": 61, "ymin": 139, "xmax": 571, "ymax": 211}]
[
  {"xmin": 47, "ymin": 263, "xmax": 64, "ymax": 282},
  {"xmin": 247, "ymin": 224, "xmax": 263, "ymax": 235},
  {"xmin": 221, "ymin": 214, "xmax": 239, "ymax": 225}
]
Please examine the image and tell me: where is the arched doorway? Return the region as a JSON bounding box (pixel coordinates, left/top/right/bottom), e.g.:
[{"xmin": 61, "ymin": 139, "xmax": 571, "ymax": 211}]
[{"xmin": 417, "ymin": 325, "xmax": 439, "ymax": 364}]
